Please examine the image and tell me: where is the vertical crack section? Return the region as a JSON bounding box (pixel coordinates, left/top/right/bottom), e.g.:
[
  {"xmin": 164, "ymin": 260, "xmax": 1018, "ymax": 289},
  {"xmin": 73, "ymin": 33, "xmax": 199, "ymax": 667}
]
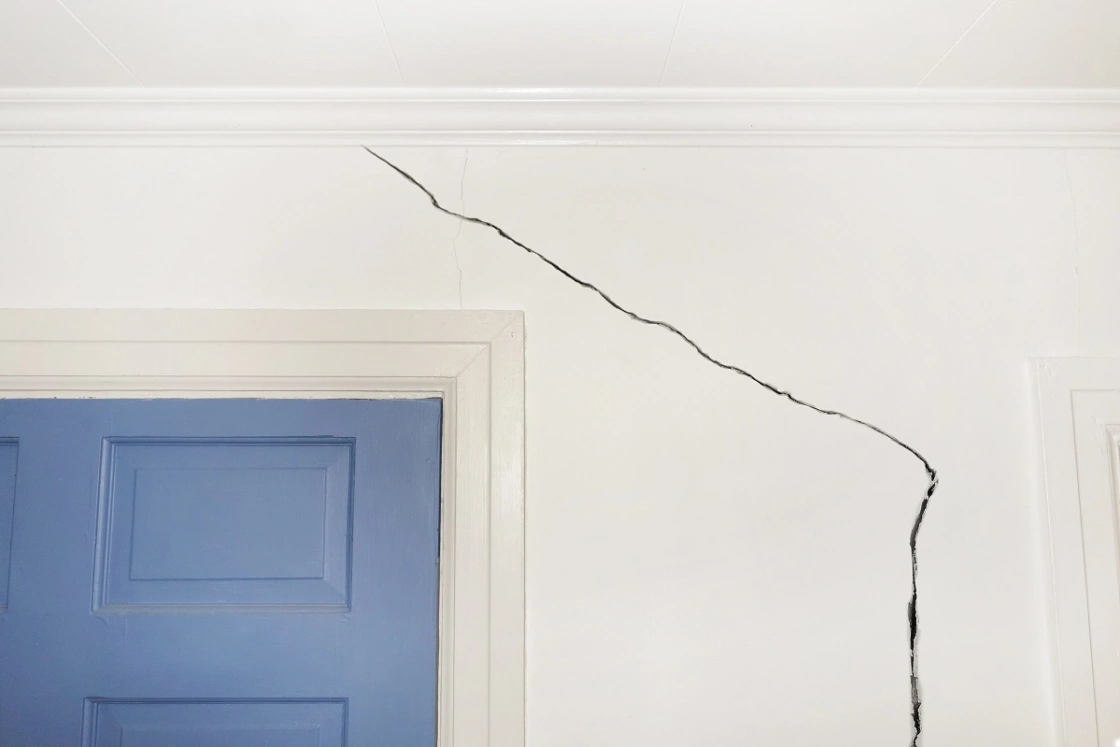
[{"xmin": 364, "ymin": 147, "xmax": 940, "ymax": 746}]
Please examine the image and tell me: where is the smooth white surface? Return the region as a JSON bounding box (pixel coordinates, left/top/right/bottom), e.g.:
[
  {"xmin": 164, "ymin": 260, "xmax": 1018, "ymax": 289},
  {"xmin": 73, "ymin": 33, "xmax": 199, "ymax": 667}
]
[
  {"xmin": 375, "ymin": 0, "xmax": 682, "ymax": 85},
  {"xmin": 3, "ymin": 87, "xmax": 1120, "ymax": 147},
  {"xmin": 1037, "ymin": 359, "xmax": 1120, "ymax": 747},
  {"xmin": 0, "ymin": 309, "xmax": 526, "ymax": 747},
  {"xmin": 661, "ymin": 0, "xmax": 993, "ymax": 86},
  {"xmin": 3, "ymin": 146, "xmax": 1119, "ymax": 745},
  {"xmin": 1, "ymin": 0, "xmax": 1119, "ymax": 87},
  {"xmin": 59, "ymin": 0, "xmax": 402, "ymax": 85}
]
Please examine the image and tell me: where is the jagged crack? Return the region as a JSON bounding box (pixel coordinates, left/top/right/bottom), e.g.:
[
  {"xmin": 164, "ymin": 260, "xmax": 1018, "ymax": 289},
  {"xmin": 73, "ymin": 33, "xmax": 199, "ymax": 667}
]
[{"xmin": 364, "ymin": 147, "xmax": 939, "ymax": 746}]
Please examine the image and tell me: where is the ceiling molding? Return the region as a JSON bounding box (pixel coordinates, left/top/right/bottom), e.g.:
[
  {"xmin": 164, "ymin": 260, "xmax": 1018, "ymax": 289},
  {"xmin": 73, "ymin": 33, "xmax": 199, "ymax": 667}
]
[{"xmin": 2, "ymin": 87, "xmax": 1120, "ymax": 147}]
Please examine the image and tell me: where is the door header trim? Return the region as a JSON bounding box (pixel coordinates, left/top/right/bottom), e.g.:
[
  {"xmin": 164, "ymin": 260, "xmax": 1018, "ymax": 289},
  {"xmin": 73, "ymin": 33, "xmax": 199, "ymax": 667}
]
[{"xmin": 0, "ymin": 309, "xmax": 526, "ymax": 747}]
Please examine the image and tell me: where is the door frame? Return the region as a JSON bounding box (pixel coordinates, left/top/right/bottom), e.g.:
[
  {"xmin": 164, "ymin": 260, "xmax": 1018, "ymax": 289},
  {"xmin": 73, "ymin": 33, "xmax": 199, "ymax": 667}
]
[
  {"xmin": 1035, "ymin": 357, "xmax": 1120, "ymax": 747},
  {"xmin": 0, "ymin": 309, "xmax": 525, "ymax": 747}
]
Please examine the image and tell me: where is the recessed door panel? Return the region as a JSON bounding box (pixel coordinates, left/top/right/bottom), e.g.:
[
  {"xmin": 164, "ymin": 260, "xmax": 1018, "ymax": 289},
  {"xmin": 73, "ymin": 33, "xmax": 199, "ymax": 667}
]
[
  {"xmin": 95, "ymin": 437, "xmax": 355, "ymax": 612},
  {"xmin": 83, "ymin": 699, "xmax": 347, "ymax": 747}
]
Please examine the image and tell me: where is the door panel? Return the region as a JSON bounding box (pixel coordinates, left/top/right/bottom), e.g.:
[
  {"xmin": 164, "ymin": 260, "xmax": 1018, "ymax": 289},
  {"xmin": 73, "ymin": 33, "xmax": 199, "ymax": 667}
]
[
  {"xmin": 85, "ymin": 699, "xmax": 347, "ymax": 747},
  {"xmin": 0, "ymin": 398, "xmax": 442, "ymax": 746},
  {"xmin": 96, "ymin": 438, "xmax": 355, "ymax": 611}
]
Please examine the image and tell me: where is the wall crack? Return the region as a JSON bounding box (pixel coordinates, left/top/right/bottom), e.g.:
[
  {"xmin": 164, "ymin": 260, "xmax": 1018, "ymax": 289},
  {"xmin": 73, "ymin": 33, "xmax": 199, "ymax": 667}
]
[{"xmin": 364, "ymin": 147, "xmax": 939, "ymax": 746}]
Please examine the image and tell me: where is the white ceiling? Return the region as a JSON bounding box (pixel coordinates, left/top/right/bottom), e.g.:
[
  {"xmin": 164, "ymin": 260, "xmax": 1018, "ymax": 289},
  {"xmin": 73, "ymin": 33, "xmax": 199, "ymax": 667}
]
[{"xmin": 2, "ymin": 0, "xmax": 1118, "ymax": 88}]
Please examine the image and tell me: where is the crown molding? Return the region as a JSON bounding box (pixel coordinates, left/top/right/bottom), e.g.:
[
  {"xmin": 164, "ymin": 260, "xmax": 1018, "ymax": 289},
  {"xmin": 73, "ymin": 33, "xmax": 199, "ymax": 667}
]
[{"xmin": 2, "ymin": 87, "xmax": 1119, "ymax": 147}]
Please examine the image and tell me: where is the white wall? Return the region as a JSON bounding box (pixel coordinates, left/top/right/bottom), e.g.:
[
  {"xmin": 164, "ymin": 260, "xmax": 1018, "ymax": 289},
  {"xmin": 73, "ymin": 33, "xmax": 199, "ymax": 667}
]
[{"xmin": 3, "ymin": 145, "xmax": 1118, "ymax": 746}]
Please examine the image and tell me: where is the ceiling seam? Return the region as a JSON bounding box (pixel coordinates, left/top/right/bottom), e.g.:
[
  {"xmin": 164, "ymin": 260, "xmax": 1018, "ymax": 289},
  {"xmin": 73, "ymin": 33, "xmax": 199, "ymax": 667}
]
[
  {"xmin": 658, "ymin": 0, "xmax": 688, "ymax": 86},
  {"xmin": 370, "ymin": 0, "xmax": 404, "ymax": 84},
  {"xmin": 53, "ymin": 0, "xmax": 144, "ymax": 86},
  {"xmin": 916, "ymin": 0, "xmax": 1004, "ymax": 86}
]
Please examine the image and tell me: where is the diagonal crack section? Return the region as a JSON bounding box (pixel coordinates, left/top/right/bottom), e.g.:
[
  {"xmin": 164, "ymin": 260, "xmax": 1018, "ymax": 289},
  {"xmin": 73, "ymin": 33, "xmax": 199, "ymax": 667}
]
[{"xmin": 364, "ymin": 147, "xmax": 940, "ymax": 746}]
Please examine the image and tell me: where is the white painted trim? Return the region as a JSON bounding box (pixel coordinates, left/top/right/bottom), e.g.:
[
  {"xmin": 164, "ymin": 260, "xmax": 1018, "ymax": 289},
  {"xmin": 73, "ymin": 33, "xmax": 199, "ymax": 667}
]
[
  {"xmin": 0, "ymin": 309, "xmax": 525, "ymax": 747},
  {"xmin": 1, "ymin": 87, "xmax": 1119, "ymax": 147},
  {"xmin": 1035, "ymin": 358, "xmax": 1120, "ymax": 747}
]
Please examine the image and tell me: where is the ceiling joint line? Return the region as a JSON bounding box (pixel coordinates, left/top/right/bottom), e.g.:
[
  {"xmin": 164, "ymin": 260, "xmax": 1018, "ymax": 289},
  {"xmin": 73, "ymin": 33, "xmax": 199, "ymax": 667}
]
[
  {"xmin": 917, "ymin": 0, "xmax": 1004, "ymax": 86},
  {"xmin": 370, "ymin": 0, "xmax": 405, "ymax": 83},
  {"xmin": 53, "ymin": 0, "xmax": 144, "ymax": 86},
  {"xmin": 658, "ymin": 0, "xmax": 688, "ymax": 86}
]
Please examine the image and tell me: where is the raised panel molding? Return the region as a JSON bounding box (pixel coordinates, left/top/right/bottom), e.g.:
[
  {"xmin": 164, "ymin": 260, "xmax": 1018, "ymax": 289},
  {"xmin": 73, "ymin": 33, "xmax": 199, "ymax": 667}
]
[
  {"xmin": 0, "ymin": 440, "xmax": 16, "ymax": 611},
  {"xmin": 82, "ymin": 699, "xmax": 347, "ymax": 747},
  {"xmin": 94, "ymin": 437, "xmax": 355, "ymax": 613},
  {"xmin": 1, "ymin": 87, "xmax": 1119, "ymax": 147},
  {"xmin": 0, "ymin": 309, "xmax": 525, "ymax": 747}
]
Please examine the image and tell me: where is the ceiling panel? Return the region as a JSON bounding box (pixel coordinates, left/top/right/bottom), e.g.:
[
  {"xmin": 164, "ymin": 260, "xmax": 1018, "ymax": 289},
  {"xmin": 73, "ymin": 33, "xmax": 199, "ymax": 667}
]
[
  {"xmin": 375, "ymin": 0, "xmax": 683, "ymax": 85},
  {"xmin": 60, "ymin": 0, "xmax": 401, "ymax": 85},
  {"xmin": 921, "ymin": 0, "xmax": 1120, "ymax": 86},
  {"xmin": 0, "ymin": 0, "xmax": 138, "ymax": 85},
  {"xmin": 2, "ymin": 0, "xmax": 1117, "ymax": 89},
  {"xmin": 662, "ymin": 0, "xmax": 998, "ymax": 86}
]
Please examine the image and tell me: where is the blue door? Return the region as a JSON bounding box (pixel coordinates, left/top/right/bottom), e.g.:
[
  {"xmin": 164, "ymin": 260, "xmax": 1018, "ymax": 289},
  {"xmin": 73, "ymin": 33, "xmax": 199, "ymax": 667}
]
[{"xmin": 0, "ymin": 398, "xmax": 442, "ymax": 746}]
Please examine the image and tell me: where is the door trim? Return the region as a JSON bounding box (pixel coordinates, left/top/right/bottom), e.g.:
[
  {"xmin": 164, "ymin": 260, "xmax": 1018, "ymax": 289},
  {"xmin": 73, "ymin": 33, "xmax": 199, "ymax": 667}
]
[
  {"xmin": 1035, "ymin": 358, "xmax": 1120, "ymax": 747},
  {"xmin": 0, "ymin": 309, "xmax": 525, "ymax": 747}
]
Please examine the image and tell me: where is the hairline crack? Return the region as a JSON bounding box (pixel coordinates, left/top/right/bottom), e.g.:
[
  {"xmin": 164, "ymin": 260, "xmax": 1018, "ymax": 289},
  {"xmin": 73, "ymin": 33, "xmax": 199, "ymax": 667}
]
[{"xmin": 363, "ymin": 146, "xmax": 939, "ymax": 747}]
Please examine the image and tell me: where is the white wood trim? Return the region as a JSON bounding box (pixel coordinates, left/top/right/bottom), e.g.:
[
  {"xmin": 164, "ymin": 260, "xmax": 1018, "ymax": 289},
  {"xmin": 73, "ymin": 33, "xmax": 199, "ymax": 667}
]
[
  {"xmin": 1, "ymin": 87, "xmax": 1119, "ymax": 147},
  {"xmin": 0, "ymin": 309, "xmax": 526, "ymax": 747},
  {"xmin": 1035, "ymin": 358, "xmax": 1120, "ymax": 747}
]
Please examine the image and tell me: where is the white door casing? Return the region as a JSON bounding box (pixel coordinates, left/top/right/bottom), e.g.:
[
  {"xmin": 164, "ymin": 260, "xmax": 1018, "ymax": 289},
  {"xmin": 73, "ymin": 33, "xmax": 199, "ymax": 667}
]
[
  {"xmin": 0, "ymin": 309, "xmax": 525, "ymax": 747},
  {"xmin": 1037, "ymin": 358, "xmax": 1120, "ymax": 747}
]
